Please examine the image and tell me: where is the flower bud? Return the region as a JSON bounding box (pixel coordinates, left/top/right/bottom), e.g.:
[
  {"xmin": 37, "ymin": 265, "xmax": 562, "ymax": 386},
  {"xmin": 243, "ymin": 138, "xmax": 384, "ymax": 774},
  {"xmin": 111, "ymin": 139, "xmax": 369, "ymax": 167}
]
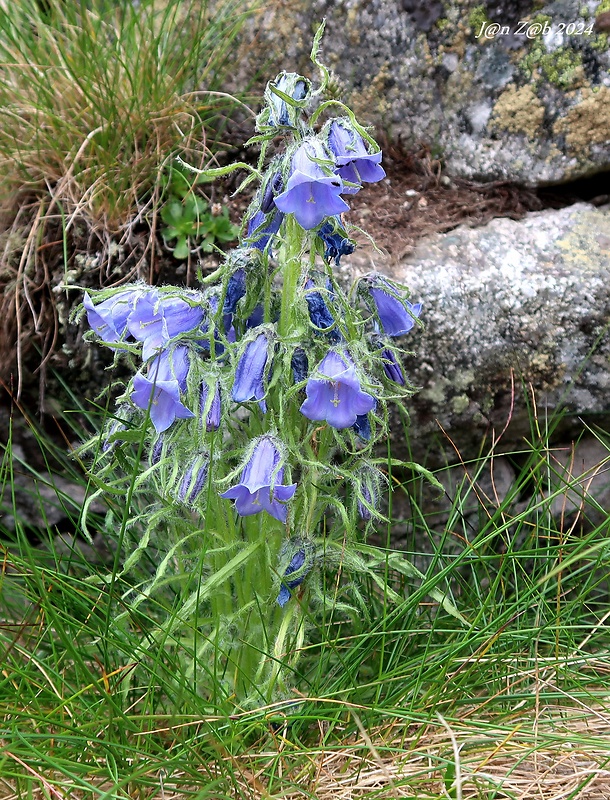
[
  {"xmin": 232, "ymin": 330, "xmax": 273, "ymax": 412},
  {"xmin": 355, "ymin": 465, "xmax": 384, "ymax": 521},
  {"xmin": 291, "ymin": 348, "xmax": 309, "ymax": 384},
  {"xmin": 199, "ymin": 380, "xmax": 222, "ymax": 432},
  {"xmin": 304, "ymin": 279, "xmax": 341, "ymax": 343},
  {"xmin": 317, "ymin": 216, "xmax": 356, "ymax": 265},
  {"xmin": 150, "ymin": 434, "xmax": 165, "ymax": 465},
  {"xmin": 176, "ymin": 453, "xmax": 209, "ymax": 506},
  {"xmin": 380, "ymin": 347, "xmax": 406, "ymax": 385},
  {"xmin": 276, "ymin": 537, "xmax": 316, "ymax": 607},
  {"xmin": 263, "ymin": 71, "xmax": 311, "ymax": 128}
]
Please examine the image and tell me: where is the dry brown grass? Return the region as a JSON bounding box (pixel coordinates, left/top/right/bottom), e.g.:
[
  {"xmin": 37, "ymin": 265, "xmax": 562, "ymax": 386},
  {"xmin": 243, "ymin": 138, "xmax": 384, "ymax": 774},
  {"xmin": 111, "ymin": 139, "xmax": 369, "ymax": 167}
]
[
  {"xmin": 4, "ymin": 704, "xmax": 610, "ymax": 799},
  {"xmin": 216, "ymin": 706, "xmax": 610, "ymax": 800}
]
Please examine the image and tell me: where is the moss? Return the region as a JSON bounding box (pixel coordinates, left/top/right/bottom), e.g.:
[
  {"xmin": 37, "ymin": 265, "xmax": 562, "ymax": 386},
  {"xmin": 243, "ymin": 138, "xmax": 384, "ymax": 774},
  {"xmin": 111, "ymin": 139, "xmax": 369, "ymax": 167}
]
[
  {"xmin": 351, "ymin": 63, "xmax": 392, "ymax": 123},
  {"xmin": 451, "ymin": 394, "xmax": 470, "ymax": 414},
  {"xmin": 597, "ymin": 0, "xmax": 610, "ymax": 12},
  {"xmin": 436, "ymin": 17, "xmax": 450, "ymax": 31},
  {"xmin": 467, "ymin": 5, "xmax": 489, "ymax": 34},
  {"xmin": 520, "ymin": 44, "xmax": 584, "ymax": 89},
  {"xmin": 589, "ymin": 31, "xmax": 609, "ymax": 51}
]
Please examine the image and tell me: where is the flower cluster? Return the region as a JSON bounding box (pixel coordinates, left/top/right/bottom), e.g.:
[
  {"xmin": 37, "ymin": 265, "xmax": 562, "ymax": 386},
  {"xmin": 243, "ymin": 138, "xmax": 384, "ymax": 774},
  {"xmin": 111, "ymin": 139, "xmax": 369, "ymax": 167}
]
[{"xmin": 81, "ymin": 51, "xmax": 421, "ymax": 614}]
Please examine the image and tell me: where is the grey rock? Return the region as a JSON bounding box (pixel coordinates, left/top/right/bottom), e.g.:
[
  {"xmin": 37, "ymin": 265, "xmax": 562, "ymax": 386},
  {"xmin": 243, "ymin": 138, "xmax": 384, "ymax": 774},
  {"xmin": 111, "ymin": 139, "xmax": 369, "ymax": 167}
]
[
  {"xmin": 390, "ymin": 455, "xmax": 516, "ymax": 538},
  {"xmin": 0, "ymin": 468, "xmax": 98, "ymax": 532},
  {"xmin": 350, "ymin": 202, "xmax": 610, "ymax": 462},
  {"xmin": 548, "ymin": 437, "xmax": 610, "ymax": 527},
  {"xmin": 237, "ymin": 0, "xmax": 610, "ymax": 184},
  {"xmin": 51, "ymin": 531, "xmax": 115, "ymax": 567}
]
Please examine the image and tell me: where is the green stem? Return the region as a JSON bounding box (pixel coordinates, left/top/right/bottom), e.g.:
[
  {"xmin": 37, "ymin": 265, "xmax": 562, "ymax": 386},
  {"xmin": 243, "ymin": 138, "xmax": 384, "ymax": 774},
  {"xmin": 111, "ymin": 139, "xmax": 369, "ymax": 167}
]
[
  {"xmin": 279, "ymin": 215, "xmax": 304, "ymax": 338},
  {"xmin": 304, "ymin": 424, "xmax": 333, "ymax": 535}
]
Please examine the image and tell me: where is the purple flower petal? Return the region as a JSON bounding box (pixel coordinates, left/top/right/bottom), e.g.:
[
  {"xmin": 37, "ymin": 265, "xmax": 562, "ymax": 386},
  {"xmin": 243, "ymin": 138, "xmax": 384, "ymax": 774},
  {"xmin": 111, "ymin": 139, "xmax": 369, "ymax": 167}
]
[
  {"xmin": 299, "ymin": 351, "xmax": 376, "ymax": 429},
  {"xmin": 381, "ymin": 348, "xmax": 406, "ymax": 385},
  {"xmin": 220, "ymin": 435, "xmax": 297, "ymax": 522},
  {"xmin": 127, "ymin": 292, "xmax": 204, "ymax": 360},
  {"xmin": 131, "ymin": 373, "xmax": 194, "ymax": 433},
  {"xmin": 327, "ymin": 119, "xmax": 386, "ymax": 192},
  {"xmin": 131, "ymin": 347, "xmax": 194, "ymax": 433},
  {"xmin": 199, "ymin": 381, "xmax": 222, "ymax": 431},
  {"xmin": 274, "ymin": 139, "xmax": 349, "ymax": 230},
  {"xmin": 370, "ymin": 284, "xmax": 422, "ymax": 337},
  {"xmin": 84, "ymin": 289, "xmax": 140, "ymax": 343},
  {"xmin": 178, "ymin": 454, "xmax": 209, "ymax": 505}
]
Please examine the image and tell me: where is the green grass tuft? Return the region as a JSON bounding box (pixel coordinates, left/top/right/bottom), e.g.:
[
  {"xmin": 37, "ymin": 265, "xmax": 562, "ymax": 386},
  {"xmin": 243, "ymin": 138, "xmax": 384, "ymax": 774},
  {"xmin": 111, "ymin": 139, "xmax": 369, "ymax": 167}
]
[{"xmin": 0, "ymin": 0, "xmax": 250, "ymax": 228}]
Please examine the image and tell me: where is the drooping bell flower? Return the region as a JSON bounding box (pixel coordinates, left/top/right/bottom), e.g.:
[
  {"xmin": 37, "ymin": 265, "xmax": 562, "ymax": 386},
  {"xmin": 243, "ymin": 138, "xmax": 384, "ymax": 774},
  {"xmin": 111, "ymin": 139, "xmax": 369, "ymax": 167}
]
[
  {"xmin": 101, "ymin": 406, "xmax": 132, "ymax": 453},
  {"xmin": 367, "ymin": 277, "xmax": 422, "ymax": 337},
  {"xmin": 260, "ymin": 171, "xmax": 284, "ymax": 214},
  {"xmin": 150, "ymin": 434, "xmax": 165, "ymax": 465},
  {"xmin": 326, "ymin": 118, "xmax": 386, "ymax": 194},
  {"xmin": 264, "ymin": 71, "xmax": 311, "ymax": 128},
  {"xmin": 352, "ymin": 413, "xmax": 372, "ymax": 441},
  {"xmin": 130, "ymin": 346, "xmax": 195, "ymax": 433},
  {"xmin": 355, "ymin": 465, "xmax": 384, "ymax": 521},
  {"xmin": 220, "ymin": 435, "xmax": 297, "ymax": 523},
  {"xmin": 223, "ymin": 268, "xmax": 246, "ymax": 317},
  {"xmin": 84, "ymin": 288, "xmax": 142, "ymax": 344},
  {"xmin": 274, "ymin": 138, "xmax": 349, "ymax": 230},
  {"xmin": 222, "ymin": 266, "xmax": 247, "ymax": 335},
  {"xmin": 232, "ymin": 331, "xmax": 272, "ymax": 412},
  {"xmin": 127, "ymin": 290, "xmax": 205, "ymax": 361},
  {"xmin": 177, "ymin": 452, "xmax": 209, "ymax": 506},
  {"xmin": 300, "ymin": 350, "xmax": 376, "ymax": 429},
  {"xmin": 245, "ymin": 167, "xmax": 285, "ymax": 252},
  {"xmin": 245, "ymin": 208, "xmax": 284, "ymax": 252},
  {"xmin": 317, "ymin": 217, "xmax": 356, "ymax": 265},
  {"xmin": 246, "ymin": 305, "xmax": 264, "ymax": 329},
  {"xmin": 199, "ymin": 380, "xmax": 222, "ymax": 432}
]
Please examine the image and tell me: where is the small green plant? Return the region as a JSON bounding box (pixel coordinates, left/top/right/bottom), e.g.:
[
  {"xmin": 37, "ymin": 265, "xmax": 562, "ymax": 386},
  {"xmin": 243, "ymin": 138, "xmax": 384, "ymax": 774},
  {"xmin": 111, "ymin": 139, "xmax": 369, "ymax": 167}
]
[
  {"xmin": 160, "ymin": 162, "xmax": 239, "ymax": 259},
  {"xmin": 160, "ymin": 191, "xmax": 239, "ymax": 259}
]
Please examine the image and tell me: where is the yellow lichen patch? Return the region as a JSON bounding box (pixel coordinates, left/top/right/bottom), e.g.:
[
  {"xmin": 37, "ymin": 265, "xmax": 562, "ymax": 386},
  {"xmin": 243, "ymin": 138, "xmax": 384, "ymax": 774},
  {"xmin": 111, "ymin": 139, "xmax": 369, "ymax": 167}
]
[
  {"xmin": 556, "ymin": 207, "xmax": 610, "ymax": 270},
  {"xmin": 489, "ymin": 84, "xmax": 545, "ymax": 138},
  {"xmin": 553, "ymin": 86, "xmax": 610, "ymax": 150},
  {"xmin": 346, "ymin": 5, "xmax": 360, "ymax": 46},
  {"xmin": 351, "ymin": 63, "xmax": 392, "ymax": 123}
]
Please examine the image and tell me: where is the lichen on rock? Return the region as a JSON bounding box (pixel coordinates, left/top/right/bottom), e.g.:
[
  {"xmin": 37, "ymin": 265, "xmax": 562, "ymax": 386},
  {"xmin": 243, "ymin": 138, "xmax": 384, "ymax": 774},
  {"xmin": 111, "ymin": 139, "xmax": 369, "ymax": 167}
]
[
  {"xmin": 489, "ymin": 84, "xmax": 546, "ymax": 137},
  {"xmin": 350, "ymin": 202, "xmax": 610, "ymax": 462},
  {"xmin": 234, "ymin": 0, "xmax": 610, "ymax": 184}
]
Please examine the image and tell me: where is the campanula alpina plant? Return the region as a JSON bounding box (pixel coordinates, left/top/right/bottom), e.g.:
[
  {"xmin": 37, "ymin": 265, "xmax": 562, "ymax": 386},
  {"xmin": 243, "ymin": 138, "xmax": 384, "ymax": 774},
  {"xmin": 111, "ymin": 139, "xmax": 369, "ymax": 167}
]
[{"xmin": 75, "ymin": 24, "xmax": 459, "ymax": 708}]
